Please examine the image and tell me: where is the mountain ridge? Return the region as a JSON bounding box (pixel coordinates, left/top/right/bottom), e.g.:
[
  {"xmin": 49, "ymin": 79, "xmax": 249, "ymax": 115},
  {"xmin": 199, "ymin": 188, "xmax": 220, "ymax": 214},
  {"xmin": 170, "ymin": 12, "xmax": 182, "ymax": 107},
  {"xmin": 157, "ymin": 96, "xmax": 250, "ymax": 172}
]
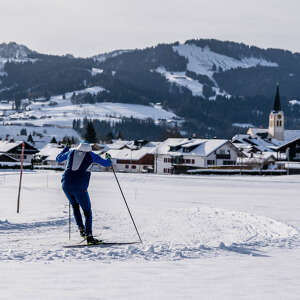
[{"xmin": 1, "ymin": 38, "xmax": 300, "ymax": 138}]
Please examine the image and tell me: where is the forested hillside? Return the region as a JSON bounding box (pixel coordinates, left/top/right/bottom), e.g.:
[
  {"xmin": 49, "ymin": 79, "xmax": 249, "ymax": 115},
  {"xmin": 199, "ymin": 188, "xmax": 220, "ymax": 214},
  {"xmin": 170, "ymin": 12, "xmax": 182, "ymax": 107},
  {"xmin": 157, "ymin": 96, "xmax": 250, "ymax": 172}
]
[{"xmin": 1, "ymin": 39, "xmax": 300, "ymax": 138}]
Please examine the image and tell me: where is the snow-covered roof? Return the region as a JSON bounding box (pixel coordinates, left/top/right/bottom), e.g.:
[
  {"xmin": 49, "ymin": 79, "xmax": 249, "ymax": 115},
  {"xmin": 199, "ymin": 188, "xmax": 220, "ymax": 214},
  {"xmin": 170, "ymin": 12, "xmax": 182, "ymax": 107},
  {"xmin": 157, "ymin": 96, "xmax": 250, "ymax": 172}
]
[
  {"xmin": 247, "ymin": 128, "xmax": 269, "ymax": 135},
  {"xmin": 106, "ymin": 140, "xmax": 134, "ymax": 150},
  {"xmin": 274, "ymin": 137, "xmax": 300, "ymax": 150},
  {"xmin": 0, "ymin": 141, "xmax": 23, "ymax": 152},
  {"xmin": 283, "ymin": 130, "xmax": 300, "ymax": 141},
  {"xmin": 107, "ymin": 146, "xmax": 156, "ymax": 161},
  {"xmin": 191, "ymin": 140, "xmax": 228, "ymax": 156},
  {"xmin": 156, "ymin": 138, "xmax": 189, "ymax": 154},
  {"xmin": 38, "ymin": 143, "xmax": 64, "ymax": 161},
  {"xmin": 232, "ymin": 134, "xmax": 276, "ymax": 152},
  {"xmin": 248, "ymin": 127, "xmax": 300, "ymax": 146},
  {"xmin": 156, "ymin": 138, "xmax": 234, "ymax": 157}
]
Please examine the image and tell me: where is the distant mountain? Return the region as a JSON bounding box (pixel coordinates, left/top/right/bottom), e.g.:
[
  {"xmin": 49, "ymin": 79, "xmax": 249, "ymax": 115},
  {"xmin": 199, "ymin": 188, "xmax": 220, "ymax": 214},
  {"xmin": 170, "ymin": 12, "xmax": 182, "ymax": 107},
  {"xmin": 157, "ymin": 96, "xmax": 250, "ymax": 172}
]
[
  {"xmin": 1, "ymin": 39, "xmax": 300, "ymax": 138},
  {"xmin": 0, "ymin": 42, "xmax": 35, "ymax": 59},
  {"xmin": 93, "ymin": 49, "xmax": 133, "ymax": 63}
]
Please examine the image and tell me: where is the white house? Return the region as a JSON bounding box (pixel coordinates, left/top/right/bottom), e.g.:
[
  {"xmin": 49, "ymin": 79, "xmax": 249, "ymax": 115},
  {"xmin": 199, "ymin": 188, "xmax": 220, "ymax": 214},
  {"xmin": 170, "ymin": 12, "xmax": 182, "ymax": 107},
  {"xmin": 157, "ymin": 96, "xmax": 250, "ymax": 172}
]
[
  {"xmin": 155, "ymin": 138, "xmax": 243, "ymax": 174},
  {"xmin": 105, "ymin": 141, "xmax": 158, "ymax": 173},
  {"xmin": 36, "ymin": 143, "xmax": 66, "ymax": 167}
]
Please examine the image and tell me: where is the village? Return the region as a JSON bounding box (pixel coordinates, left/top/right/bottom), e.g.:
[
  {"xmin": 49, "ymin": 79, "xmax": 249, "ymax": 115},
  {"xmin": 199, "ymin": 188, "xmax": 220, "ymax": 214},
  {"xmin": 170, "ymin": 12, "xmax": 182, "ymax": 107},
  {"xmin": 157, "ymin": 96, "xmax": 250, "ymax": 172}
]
[{"xmin": 1, "ymin": 85, "xmax": 300, "ymax": 176}]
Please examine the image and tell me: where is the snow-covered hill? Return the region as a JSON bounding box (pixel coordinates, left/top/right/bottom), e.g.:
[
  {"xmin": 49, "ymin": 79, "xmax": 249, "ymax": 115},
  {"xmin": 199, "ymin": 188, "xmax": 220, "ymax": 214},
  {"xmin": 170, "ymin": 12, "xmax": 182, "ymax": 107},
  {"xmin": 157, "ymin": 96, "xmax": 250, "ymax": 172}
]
[
  {"xmin": 0, "ymin": 42, "xmax": 34, "ymax": 59},
  {"xmin": 93, "ymin": 49, "xmax": 133, "ymax": 62},
  {"xmin": 156, "ymin": 43, "xmax": 279, "ymax": 99},
  {"xmin": 0, "ymin": 42, "xmax": 37, "ymax": 78},
  {"xmin": 173, "ymin": 43, "xmax": 278, "ymax": 79},
  {"xmin": 3, "ymin": 86, "xmax": 178, "ymax": 127},
  {"xmin": 0, "ymin": 86, "xmax": 180, "ymax": 148}
]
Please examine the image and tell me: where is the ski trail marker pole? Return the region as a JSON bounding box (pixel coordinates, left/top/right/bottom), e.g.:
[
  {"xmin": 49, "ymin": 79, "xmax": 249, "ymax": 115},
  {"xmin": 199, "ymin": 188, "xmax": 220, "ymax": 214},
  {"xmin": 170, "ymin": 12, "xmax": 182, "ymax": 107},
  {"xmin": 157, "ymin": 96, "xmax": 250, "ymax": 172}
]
[
  {"xmin": 17, "ymin": 142, "xmax": 25, "ymax": 214},
  {"xmin": 111, "ymin": 166, "xmax": 143, "ymax": 244}
]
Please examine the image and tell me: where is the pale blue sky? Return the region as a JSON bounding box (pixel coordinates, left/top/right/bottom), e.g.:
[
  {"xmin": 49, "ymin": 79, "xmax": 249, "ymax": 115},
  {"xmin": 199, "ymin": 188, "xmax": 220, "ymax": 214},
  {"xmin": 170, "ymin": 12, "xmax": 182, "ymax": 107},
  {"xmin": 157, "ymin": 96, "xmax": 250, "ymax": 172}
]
[{"xmin": 0, "ymin": 0, "xmax": 299, "ymax": 57}]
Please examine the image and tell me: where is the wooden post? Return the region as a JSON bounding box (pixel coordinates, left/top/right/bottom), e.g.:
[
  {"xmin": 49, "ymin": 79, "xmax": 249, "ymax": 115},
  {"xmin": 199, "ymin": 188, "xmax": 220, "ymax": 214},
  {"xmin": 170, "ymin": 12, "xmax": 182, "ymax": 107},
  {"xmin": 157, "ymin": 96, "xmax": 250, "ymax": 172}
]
[{"xmin": 17, "ymin": 142, "xmax": 25, "ymax": 214}]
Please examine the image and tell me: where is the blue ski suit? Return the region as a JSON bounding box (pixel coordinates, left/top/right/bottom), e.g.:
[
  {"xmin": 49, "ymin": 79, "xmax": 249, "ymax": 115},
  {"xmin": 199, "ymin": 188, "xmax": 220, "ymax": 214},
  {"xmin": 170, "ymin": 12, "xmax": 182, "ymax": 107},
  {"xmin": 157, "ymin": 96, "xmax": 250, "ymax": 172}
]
[{"xmin": 56, "ymin": 147, "xmax": 112, "ymax": 235}]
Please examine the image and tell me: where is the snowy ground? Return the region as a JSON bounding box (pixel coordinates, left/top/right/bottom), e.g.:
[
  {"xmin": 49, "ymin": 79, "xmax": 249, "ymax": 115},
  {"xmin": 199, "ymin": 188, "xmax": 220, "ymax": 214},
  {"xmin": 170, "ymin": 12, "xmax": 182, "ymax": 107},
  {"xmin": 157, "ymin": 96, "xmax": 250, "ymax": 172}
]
[
  {"xmin": 0, "ymin": 172, "xmax": 299, "ymax": 299},
  {"xmin": 2, "ymin": 87, "xmax": 179, "ymax": 128}
]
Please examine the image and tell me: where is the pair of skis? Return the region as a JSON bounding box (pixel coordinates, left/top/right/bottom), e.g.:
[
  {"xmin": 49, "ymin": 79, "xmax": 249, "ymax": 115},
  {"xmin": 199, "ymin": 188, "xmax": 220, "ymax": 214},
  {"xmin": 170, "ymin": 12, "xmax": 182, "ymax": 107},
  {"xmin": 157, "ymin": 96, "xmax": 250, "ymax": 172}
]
[{"xmin": 64, "ymin": 241, "xmax": 140, "ymax": 248}]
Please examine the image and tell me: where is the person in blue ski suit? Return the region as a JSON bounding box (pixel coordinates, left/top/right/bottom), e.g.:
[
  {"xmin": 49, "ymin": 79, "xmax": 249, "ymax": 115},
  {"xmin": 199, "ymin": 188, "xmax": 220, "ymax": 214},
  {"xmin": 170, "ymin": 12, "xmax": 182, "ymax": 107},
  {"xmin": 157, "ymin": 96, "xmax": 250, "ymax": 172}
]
[{"xmin": 56, "ymin": 142, "xmax": 112, "ymax": 244}]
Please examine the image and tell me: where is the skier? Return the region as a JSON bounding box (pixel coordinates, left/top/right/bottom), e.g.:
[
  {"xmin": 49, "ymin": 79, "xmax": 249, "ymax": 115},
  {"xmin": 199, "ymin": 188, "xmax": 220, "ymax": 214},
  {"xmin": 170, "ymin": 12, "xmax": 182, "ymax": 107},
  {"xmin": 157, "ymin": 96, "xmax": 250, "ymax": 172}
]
[{"xmin": 56, "ymin": 142, "xmax": 112, "ymax": 245}]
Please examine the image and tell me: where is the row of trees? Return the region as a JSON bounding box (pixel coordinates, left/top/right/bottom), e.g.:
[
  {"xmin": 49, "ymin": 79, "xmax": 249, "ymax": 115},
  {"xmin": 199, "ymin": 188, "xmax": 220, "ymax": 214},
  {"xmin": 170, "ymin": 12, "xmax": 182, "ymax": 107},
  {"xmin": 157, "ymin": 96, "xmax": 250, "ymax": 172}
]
[{"xmin": 74, "ymin": 117, "xmax": 182, "ymax": 143}]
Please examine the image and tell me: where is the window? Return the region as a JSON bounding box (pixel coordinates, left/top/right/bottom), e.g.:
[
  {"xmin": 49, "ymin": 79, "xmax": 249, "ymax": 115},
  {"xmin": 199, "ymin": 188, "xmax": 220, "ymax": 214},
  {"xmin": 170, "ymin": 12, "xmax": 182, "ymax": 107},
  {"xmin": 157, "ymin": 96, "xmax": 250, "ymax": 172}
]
[
  {"xmin": 191, "ymin": 159, "xmax": 195, "ymax": 164},
  {"xmin": 125, "ymin": 165, "xmax": 129, "ymax": 169},
  {"xmin": 207, "ymin": 160, "xmax": 215, "ymax": 165},
  {"xmin": 185, "ymin": 159, "xmax": 191, "ymax": 164},
  {"xmin": 223, "ymin": 160, "xmax": 236, "ymax": 165},
  {"xmin": 132, "ymin": 165, "xmax": 136, "ymax": 169}
]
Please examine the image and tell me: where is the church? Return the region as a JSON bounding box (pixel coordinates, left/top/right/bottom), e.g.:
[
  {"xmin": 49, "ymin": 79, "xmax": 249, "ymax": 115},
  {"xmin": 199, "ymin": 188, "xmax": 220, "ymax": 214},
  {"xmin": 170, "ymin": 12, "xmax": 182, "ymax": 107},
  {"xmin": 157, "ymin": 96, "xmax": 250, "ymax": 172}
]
[{"xmin": 232, "ymin": 84, "xmax": 300, "ymax": 162}]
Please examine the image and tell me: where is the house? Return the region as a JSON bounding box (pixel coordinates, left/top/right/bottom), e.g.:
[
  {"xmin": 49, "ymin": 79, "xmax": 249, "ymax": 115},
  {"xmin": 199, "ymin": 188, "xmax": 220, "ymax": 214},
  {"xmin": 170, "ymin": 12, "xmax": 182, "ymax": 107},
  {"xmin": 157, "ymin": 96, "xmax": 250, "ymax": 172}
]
[
  {"xmin": 274, "ymin": 138, "xmax": 300, "ymax": 162},
  {"xmin": 36, "ymin": 143, "xmax": 65, "ymax": 167},
  {"xmin": 0, "ymin": 140, "xmax": 39, "ymax": 164},
  {"xmin": 155, "ymin": 138, "xmax": 244, "ymax": 174},
  {"xmin": 105, "ymin": 141, "xmax": 158, "ymax": 173}
]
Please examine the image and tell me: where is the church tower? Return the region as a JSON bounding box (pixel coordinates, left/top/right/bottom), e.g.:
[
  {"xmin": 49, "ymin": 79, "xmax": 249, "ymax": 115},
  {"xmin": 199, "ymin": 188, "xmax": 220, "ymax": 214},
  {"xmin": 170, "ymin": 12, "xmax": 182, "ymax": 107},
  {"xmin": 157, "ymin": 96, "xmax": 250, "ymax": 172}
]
[{"xmin": 268, "ymin": 84, "xmax": 284, "ymax": 140}]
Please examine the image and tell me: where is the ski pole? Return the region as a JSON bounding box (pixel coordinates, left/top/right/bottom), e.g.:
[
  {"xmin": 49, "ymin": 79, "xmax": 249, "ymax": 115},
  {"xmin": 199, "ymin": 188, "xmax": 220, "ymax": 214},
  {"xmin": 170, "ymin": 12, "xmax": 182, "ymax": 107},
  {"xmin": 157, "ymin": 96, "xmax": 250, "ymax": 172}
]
[
  {"xmin": 111, "ymin": 166, "xmax": 143, "ymax": 243},
  {"xmin": 17, "ymin": 142, "xmax": 25, "ymax": 214},
  {"xmin": 68, "ymin": 201, "xmax": 71, "ymax": 240}
]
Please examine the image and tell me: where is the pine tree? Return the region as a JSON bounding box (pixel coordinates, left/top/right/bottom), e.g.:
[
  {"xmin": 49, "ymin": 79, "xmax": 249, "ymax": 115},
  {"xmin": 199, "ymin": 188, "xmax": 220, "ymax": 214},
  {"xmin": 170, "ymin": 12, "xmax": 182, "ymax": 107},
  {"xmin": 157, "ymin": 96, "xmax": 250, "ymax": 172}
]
[
  {"xmin": 105, "ymin": 132, "xmax": 114, "ymax": 143},
  {"xmin": 27, "ymin": 134, "xmax": 34, "ymax": 144},
  {"xmin": 116, "ymin": 131, "xmax": 123, "ymax": 140},
  {"xmin": 50, "ymin": 136, "xmax": 57, "ymax": 144},
  {"xmin": 85, "ymin": 121, "xmax": 97, "ymax": 143},
  {"xmin": 20, "ymin": 128, "xmax": 27, "ymax": 136}
]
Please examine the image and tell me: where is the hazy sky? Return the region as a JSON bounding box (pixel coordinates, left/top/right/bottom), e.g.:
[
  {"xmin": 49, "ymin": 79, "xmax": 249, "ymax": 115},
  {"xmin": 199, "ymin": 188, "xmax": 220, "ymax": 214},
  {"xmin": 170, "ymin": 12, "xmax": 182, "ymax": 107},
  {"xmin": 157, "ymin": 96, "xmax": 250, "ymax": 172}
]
[{"xmin": 0, "ymin": 0, "xmax": 299, "ymax": 57}]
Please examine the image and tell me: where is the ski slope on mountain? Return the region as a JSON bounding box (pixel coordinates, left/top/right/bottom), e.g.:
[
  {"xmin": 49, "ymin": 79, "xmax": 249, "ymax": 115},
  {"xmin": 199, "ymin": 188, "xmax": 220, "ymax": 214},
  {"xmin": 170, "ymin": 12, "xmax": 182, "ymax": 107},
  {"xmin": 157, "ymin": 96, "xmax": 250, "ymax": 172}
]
[
  {"xmin": 173, "ymin": 44, "xmax": 278, "ymax": 79},
  {"xmin": 156, "ymin": 44, "xmax": 279, "ymax": 99},
  {"xmin": 0, "ymin": 172, "xmax": 299, "ymax": 299}
]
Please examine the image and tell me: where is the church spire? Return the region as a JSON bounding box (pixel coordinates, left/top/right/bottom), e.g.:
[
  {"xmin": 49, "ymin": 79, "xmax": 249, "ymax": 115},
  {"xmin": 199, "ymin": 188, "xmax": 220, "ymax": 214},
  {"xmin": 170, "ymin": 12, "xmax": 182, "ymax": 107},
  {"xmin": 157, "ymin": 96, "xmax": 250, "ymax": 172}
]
[{"xmin": 273, "ymin": 83, "xmax": 281, "ymax": 111}]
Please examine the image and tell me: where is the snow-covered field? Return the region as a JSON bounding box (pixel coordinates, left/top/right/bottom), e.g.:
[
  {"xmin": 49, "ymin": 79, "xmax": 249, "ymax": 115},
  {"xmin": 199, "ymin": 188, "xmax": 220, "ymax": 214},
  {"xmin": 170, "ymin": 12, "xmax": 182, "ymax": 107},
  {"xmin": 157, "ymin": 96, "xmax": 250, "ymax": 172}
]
[
  {"xmin": 0, "ymin": 87, "xmax": 179, "ymax": 148},
  {"xmin": 3, "ymin": 87, "xmax": 178, "ymax": 128},
  {"xmin": 1, "ymin": 172, "xmax": 299, "ymax": 299}
]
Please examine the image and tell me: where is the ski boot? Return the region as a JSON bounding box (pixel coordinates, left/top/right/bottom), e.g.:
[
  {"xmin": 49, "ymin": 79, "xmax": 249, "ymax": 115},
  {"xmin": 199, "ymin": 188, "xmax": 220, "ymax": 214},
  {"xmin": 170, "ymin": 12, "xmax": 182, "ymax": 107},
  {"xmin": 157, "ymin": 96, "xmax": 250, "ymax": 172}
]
[
  {"xmin": 87, "ymin": 235, "xmax": 103, "ymax": 245},
  {"xmin": 79, "ymin": 226, "xmax": 86, "ymax": 238}
]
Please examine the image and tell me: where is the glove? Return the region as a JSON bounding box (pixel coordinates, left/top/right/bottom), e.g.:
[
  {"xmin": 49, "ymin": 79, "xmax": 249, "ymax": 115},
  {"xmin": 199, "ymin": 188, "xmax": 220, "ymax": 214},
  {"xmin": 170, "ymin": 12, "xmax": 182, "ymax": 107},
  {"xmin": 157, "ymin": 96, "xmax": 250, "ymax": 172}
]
[{"xmin": 105, "ymin": 153, "xmax": 112, "ymax": 160}]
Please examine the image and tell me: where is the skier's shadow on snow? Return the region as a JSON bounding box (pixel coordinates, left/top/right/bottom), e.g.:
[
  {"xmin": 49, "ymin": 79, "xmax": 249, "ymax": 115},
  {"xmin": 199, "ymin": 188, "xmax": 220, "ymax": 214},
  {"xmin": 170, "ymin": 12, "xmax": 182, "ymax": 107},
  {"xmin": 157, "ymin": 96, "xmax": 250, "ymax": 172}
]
[
  {"xmin": 0, "ymin": 218, "xmax": 68, "ymax": 232},
  {"xmin": 219, "ymin": 242, "xmax": 270, "ymax": 257}
]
